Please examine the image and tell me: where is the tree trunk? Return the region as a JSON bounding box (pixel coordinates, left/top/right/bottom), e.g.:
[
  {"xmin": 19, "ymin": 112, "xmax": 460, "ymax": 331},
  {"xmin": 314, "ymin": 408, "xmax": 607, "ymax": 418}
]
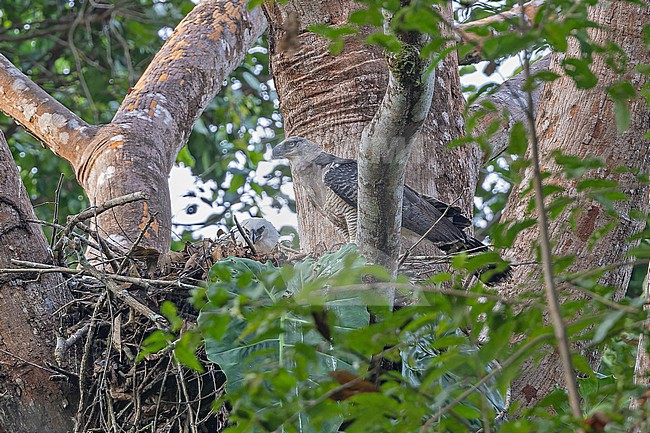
[
  {"xmin": 0, "ymin": 133, "xmax": 75, "ymax": 432},
  {"xmin": 264, "ymin": 1, "xmax": 480, "ymax": 254},
  {"xmin": 499, "ymin": 2, "xmax": 650, "ymax": 408}
]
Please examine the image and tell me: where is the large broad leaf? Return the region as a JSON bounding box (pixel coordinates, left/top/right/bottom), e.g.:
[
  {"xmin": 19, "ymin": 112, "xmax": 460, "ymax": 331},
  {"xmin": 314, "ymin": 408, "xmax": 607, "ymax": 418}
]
[
  {"xmin": 200, "ymin": 248, "xmax": 370, "ymax": 432},
  {"xmin": 400, "ymin": 326, "xmax": 508, "ymax": 427}
]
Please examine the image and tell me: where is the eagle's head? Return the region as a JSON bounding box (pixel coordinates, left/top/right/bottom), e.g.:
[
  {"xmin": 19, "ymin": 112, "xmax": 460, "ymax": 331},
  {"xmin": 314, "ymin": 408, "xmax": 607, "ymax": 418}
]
[
  {"xmin": 233, "ymin": 217, "xmax": 280, "ymax": 254},
  {"xmin": 271, "ymin": 136, "xmax": 322, "ymax": 162}
]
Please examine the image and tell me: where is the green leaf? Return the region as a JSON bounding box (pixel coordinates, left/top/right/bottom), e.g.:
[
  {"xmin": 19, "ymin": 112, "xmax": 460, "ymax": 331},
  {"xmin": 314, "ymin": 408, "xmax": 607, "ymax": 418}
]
[
  {"xmin": 459, "ymin": 64, "xmax": 477, "ymax": 76},
  {"xmin": 533, "ymin": 70, "xmax": 560, "ymax": 83},
  {"xmin": 136, "ymin": 330, "xmax": 174, "ymax": 363},
  {"xmin": 553, "ymin": 151, "xmax": 602, "ymax": 178},
  {"xmin": 201, "ymin": 250, "xmax": 368, "ymax": 393},
  {"xmin": 453, "ymin": 404, "xmax": 482, "ymax": 419},
  {"xmin": 365, "ymin": 32, "xmax": 401, "ymax": 52},
  {"xmin": 607, "ymin": 81, "xmax": 637, "ymax": 131},
  {"xmin": 544, "ymin": 22, "xmax": 569, "ymax": 52},
  {"xmin": 576, "ymin": 178, "xmax": 619, "ymax": 191},
  {"xmin": 563, "ymin": 58, "xmax": 598, "ymax": 89},
  {"xmin": 593, "ymin": 310, "xmax": 625, "ymax": 343},
  {"xmin": 508, "ymin": 121, "xmax": 528, "ymax": 156},
  {"xmin": 160, "ymin": 301, "xmax": 183, "ymax": 333},
  {"xmin": 349, "ymin": 8, "xmax": 383, "ymax": 27},
  {"xmin": 175, "ymin": 331, "xmax": 205, "ymax": 372},
  {"xmin": 627, "ymin": 243, "xmax": 650, "ymax": 259},
  {"xmin": 547, "ymin": 196, "xmax": 573, "ymax": 219},
  {"xmin": 482, "ymin": 33, "xmax": 536, "ymax": 59},
  {"xmin": 175, "ymin": 145, "xmax": 195, "ymax": 167},
  {"xmin": 307, "ymin": 24, "xmax": 359, "ymax": 55}
]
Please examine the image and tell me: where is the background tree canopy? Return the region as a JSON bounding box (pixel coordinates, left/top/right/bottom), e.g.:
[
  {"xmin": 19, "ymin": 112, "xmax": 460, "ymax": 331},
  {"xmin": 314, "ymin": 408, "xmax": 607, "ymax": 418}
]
[{"xmin": 0, "ymin": 0, "xmax": 290, "ymax": 239}]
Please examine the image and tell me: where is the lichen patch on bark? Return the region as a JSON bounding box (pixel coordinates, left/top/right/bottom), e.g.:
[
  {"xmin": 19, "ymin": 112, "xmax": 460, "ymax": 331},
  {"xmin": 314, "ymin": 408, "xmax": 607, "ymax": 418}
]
[{"xmin": 97, "ymin": 166, "xmax": 116, "ymax": 187}]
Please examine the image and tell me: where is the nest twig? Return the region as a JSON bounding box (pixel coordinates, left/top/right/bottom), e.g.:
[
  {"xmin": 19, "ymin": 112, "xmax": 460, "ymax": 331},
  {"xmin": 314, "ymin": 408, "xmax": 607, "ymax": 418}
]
[{"xmin": 0, "ymin": 193, "xmax": 292, "ymax": 432}]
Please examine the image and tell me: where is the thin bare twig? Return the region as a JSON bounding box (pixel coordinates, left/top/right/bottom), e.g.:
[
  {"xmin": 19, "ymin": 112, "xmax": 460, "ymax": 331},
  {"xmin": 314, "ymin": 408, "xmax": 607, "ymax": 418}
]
[
  {"xmin": 398, "ymin": 195, "xmax": 462, "ymax": 267},
  {"xmin": 75, "ymin": 291, "xmax": 106, "ymax": 433},
  {"xmin": 175, "ymin": 359, "xmax": 198, "ymax": 433},
  {"xmin": 79, "ymin": 257, "xmax": 168, "ymax": 327},
  {"xmin": 54, "ymin": 323, "xmax": 90, "ymax": 365},
  {"xmin": 0, "ymin": 348, "xmax": 58, "ymax": 373},
  {"xmin": 50, "ymin": 173, "xmax": 65, "ymax": 250},
  {"xmin": 564, "ymin": 282, "xmax": 640, "ymax": 314},
  {"xmin": 117, "ymin": 211, "xmax": 157, "ymax": 274},
  {"xmin": 234, "ymin": 215, "xmax": 257, "ymax": 255},
  {"xmin": 71, "ymin": 192, "xmax": 149, "ymax": 227},
  {"xmin": 2, "ymin": 259, "xmax": 200, "ymax": 290},
  {"xmin": 53, "ymin": 191, "xmax": 148, "ymax": 257},
  {"xmin": 29, "ymin": 219, "xmax": 104, "ymax": 253},
  {"xmin": 520, "ymin": 0, "xmax": 582, "ymax": 422}
]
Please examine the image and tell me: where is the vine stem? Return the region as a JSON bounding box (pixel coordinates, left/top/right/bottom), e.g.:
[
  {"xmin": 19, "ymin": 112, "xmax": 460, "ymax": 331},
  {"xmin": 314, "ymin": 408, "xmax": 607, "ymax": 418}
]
[{"xmin": 522, "ymin": 47, "xmax": 583, "ymax": 422}]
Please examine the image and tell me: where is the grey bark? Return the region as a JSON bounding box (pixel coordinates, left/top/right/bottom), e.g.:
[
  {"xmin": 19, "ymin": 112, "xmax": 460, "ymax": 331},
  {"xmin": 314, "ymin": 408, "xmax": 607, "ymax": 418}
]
[{"xmin": 356, "ymin": 14, "xmax": 436, "ymax": 274}]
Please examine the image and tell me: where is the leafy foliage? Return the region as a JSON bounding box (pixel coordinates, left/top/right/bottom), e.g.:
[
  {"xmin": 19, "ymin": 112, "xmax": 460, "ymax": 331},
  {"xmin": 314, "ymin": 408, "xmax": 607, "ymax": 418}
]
[
  {"xmin": 147, "ymin": 241, "xmax": 650, "ymax": 432},
  {"xmin": 198, "ymin": 245, "xmax": 368, "ymax": 393},
  {"xmin": 166, "ymin": 1, "xmax": 650, "ymax": 432}
]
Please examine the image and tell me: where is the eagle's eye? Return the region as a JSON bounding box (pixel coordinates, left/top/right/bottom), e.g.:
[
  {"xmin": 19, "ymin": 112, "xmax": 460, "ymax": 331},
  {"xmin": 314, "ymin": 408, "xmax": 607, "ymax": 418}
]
[{"xmin": 286, "ymin": 141, "xmax": 297, "ymax": 148}]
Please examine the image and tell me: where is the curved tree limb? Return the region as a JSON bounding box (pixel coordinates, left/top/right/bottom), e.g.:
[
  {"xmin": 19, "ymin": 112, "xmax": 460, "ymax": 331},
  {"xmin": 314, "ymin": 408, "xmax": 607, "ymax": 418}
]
[
  {"xmin": 0, "ymin": 54, "xmax": 98, "ymax": 166},
  {"xmin": 0, "ymin": 1, "xmax": 267, "ymax": 255}
]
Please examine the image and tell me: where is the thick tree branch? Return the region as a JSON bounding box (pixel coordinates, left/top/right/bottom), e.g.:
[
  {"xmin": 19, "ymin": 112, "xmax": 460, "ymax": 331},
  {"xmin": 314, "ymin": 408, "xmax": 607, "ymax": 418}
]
[
  {"xmin": 0, "ymin": 54, "xmax": 98, "ymax": 166},
  {"xmin": 456, "ymin": 0, "xmax": 545, "ymax": 33},
  {"xmin": 76, "ymin": 0, "xmax": 267, "ymax": 186},
  {"xmin": 455, "ymin": 0, "xmax": 546, "ymax": 62},
  {"xmin": 104, "ymin": 1, "xmax": 266, "ymax": 175},
  {"xmin": 356, "ymin": 12, "xmax": 436, "ymax": 275},
  {"xmin": 71, "ymin": 1, "xmax": 267, "ymax": 255}
]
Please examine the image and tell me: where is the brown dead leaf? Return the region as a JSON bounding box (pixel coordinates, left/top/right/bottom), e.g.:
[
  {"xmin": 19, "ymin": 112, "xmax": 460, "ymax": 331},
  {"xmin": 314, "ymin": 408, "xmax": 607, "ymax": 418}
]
[
  {"xmin": 328, "ymin": 370, "xmax": 379, "ymax": 401},
  {"xmin": 583, "ymin": 411, "xmax": 610, "ymax": 432},
  {"xmin": 184, "ymin": 252, "xmax": 200, "ymax": 272},
  {"xmin": 112, "ymin": 314, "xmax": 122, "ymax": 358}
]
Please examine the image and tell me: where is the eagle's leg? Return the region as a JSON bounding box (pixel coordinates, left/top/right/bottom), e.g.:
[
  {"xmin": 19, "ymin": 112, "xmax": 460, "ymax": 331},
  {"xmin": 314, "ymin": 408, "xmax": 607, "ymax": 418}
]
[
  {"xmin": 344, "ymin": 207, "xmax": 357, "ymax": 244},
  {"xmin": 325, "ymin": 189, "xmax": 353, "ymax": 242}
]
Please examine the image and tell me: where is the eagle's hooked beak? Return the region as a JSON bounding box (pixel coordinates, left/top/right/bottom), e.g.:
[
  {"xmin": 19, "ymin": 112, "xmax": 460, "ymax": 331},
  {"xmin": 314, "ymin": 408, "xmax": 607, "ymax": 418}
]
[
  {"xmin": 272, "ymin": 137, "xmax": 304, "ymax": 159},
  {"xmin": 271, "ymin": 142, "xmax": 287, "ymax": 159}
]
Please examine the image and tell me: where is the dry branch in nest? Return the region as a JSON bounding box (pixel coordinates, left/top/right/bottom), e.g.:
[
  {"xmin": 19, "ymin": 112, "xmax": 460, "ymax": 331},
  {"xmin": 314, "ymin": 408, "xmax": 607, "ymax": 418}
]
[{"xmin": 1, "ymin": 192, "xmax": 289, "ymax": 433}]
